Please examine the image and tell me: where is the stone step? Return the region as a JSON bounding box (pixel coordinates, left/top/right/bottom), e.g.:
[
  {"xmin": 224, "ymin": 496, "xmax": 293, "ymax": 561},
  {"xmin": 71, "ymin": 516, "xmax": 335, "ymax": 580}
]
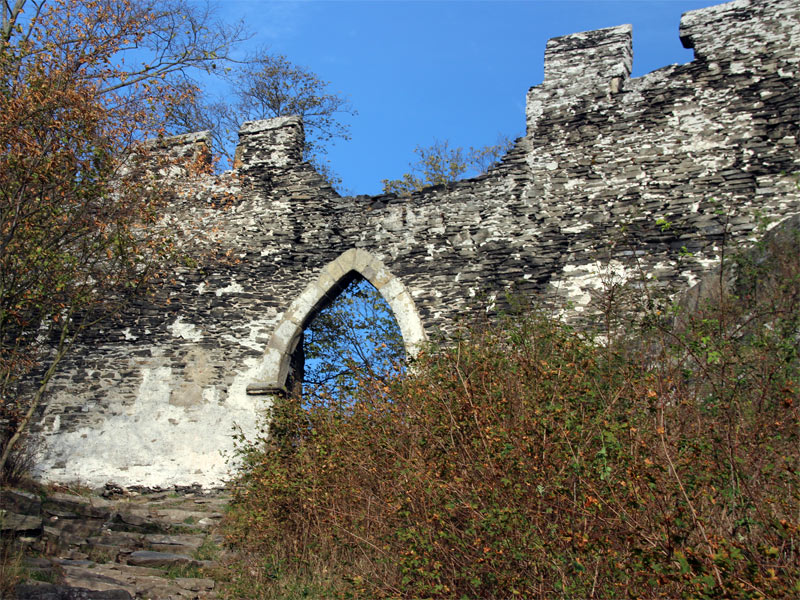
[
  {"xmin": 105, "ymin": 512, "xmax": 166, "ymax": 535},
  {"xmin": 83, "ymin": 532, "xmax": 210, "ymax": 557},
  {"xmin": 14, "ymin": 581, "xmax": 133, "ymax": 599},
  {"xmin": 142, "ymin": 533, "xmax": 208, "ymax": 555},
  {"xmin": 43, "ymin": 493, "xmax": 113, "ymax": 521},
  {"xmin": 6, "ymin": 486, "xmax": 228, "ymax": 599},
  {"xmin": 1, "ymin": 488, "xmax": 42, "ymax": 515},
  {"xmin": 57, "ymin": 559, "xmax": 216, "ymax": 599},
  {"xmin": 2, "ymin": 511, "xmax": 43, "ymax": 537},
  {"xmin": 112, "ymin": 508, "xmax": 223, "ymax": 532},
  {"xmin": 125, "ymin": 550, "xmax": 201, "ymax": 569},
  {"xmin": 129, "ymin": 495, "xmax": 228, "ymax": 515}
]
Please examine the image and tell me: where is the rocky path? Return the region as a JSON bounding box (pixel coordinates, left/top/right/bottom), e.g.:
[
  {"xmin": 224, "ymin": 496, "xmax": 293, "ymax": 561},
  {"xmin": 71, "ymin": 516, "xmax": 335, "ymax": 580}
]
[{"xmin": 2, "ymin": 485, "xmax": 229, "ymax": 599}]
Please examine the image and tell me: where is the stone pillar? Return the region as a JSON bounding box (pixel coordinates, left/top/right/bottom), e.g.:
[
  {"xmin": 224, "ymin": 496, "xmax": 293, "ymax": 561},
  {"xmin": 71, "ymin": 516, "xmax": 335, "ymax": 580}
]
[
  {"xmin": 233, "ymin": 116, "xmax": 305, "ymax": 174},
  {"xmin": 526, "ymin": 25, "xmax": 632, "ymax": 135},
  {"xmin": 120, "ymin": 130, "xmax": 213, "ymax": 180}
]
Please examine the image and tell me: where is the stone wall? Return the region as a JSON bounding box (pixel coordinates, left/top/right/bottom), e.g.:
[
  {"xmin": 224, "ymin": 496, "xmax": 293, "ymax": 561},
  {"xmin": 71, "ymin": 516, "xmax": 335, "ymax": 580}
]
[{"xmin": 32, "ymin": 0, "xmax": 800, "ymax": 489}]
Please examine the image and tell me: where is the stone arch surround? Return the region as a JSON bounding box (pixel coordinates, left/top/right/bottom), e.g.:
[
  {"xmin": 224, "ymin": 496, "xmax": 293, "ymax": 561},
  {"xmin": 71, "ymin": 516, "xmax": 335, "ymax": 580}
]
[
  {"xmin": 247, "ymin": 248, "xmax": 427, "ymax": 395},
  {"xmin": 28, "ymin": 0, "xmax": 800, "ymax": 489}
]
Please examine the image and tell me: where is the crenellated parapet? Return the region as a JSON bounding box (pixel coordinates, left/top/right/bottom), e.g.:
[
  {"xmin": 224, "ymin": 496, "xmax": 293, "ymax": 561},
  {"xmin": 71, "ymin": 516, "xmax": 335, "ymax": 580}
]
[
  {"xmin": 120, "ymin": 129, "xmax": 213, "ymax": 181},
  {"xmin": 527, "ymin": 25, "xmax": 632, "ymax": 134},
  {"xmin": 679, "ymin": 0, "xmax": 800, "ymax": 60},
  {"xmin": 527, "ymin": 0, "xmax": 800, "ymax": 139}
]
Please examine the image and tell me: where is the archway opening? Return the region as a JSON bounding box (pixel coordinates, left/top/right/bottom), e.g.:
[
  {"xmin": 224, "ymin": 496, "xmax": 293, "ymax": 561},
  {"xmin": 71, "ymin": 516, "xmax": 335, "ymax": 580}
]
[
  {"xmin": 299, "ymin": 274, "xmax": 405, "ymax": 403},
  {"xmin": 247, "ymin": 249, "xmax": 426, "ymax": 399}
]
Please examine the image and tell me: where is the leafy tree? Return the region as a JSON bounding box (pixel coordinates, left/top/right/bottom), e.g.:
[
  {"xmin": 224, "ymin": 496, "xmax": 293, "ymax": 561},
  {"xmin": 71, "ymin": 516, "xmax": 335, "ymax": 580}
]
[
  {"xmin": 382, "ymin": 135, "xmax": 515, "ymax": 195},
  {"xmin": 0, "ymin": 0, "xmax": 245, "ymax": 477},
  {"xmin": 166, "ymin": 51, "xmax": 356, "ymax": 182}
]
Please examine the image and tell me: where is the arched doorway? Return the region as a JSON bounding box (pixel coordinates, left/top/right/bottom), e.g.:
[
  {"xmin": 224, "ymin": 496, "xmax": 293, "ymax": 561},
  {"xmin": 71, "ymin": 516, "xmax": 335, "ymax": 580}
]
[{"xmin": 247, "ymin": 249, "xmax": 426, "ymax": 396}]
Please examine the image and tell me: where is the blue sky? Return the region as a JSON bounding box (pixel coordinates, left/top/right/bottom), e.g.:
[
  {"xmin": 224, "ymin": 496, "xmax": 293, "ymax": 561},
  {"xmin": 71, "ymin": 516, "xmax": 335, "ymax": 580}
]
[{"xmin": 212, "ymin": 0, "xmax": 723, "ymax": 195}]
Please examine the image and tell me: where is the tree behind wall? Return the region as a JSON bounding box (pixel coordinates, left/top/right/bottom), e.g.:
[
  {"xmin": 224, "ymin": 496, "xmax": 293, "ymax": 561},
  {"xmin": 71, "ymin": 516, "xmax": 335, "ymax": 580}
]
[
  {"xmin": 382, "ymin": 136, "xmax": 515, "ymax": 195},
  {"xmin": 166, "ymin": 52, "xmax": 357, "ymax": 186},
  {"xmin": 302, "ymin": 278, "xmax": 405, "ymax": 403}
]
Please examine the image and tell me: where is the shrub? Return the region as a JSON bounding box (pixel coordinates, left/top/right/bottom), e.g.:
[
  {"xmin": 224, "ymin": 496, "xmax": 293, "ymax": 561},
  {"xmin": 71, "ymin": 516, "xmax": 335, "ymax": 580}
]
[
  {"xmin": 222, "ymin": 228, "xmax": 800, "ymax": 598},
  {"xmin": 0, "ymin": 432, "xmax": 39, "ymax": 486}
]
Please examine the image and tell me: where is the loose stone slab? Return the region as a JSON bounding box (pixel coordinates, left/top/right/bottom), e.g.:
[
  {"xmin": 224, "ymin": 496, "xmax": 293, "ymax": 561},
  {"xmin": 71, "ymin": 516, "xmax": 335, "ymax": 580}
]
[
  {"xmin": 14, "ymin": 582, "xmax": 133, "ymax": 600},
  {"xmin": 126, "ymin": 550, "xmax": 200, "ymax": 569},
  {"xmin": 1, "ymin": 489, "xmax": 42, "ymax": 515},
  {"xmin": 1, "ymin": 512, "xmax": 43, "ymax": 535}
]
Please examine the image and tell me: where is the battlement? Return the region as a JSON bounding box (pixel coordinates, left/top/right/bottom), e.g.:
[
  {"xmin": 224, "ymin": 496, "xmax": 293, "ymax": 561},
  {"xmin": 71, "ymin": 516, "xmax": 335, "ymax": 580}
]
[
  {"xmin": 527, "ymin": 0, "xmax": 800, "ymax": 135},
  {"xmin": 233, "ymin": 115, "xmax": 305, "ymax": 173},
  {"xmin": 134, "ymin": 1, "xmax": 799, "ymax": 183},
  {"xmin": 152, "ymin": 130, "xmax": 213, "ymax": 163},
  {"xmin": 122, "ymin": 130, "xmax": 212, "ymax": 179},
  {"xmin": 679, "ymin": 0, "xmax": 800, "ymax": 59},
  {"xmin": 133, "ymin": 117, "xmax": 305, "ymax": 182},
  {"xmin": 543, "ymin": 25, "xmax": 632, "ymax": 93},
  {"xmin": 526, "ymin": 23, "xmax": 632, "ymax": 135}
]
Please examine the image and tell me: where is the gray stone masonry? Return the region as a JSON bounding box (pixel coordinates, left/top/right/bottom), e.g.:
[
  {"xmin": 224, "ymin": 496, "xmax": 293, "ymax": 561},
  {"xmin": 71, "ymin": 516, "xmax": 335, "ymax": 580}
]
[{"xmin": 30, "ymin": 0, "xmax": 800, "ymax": 489}]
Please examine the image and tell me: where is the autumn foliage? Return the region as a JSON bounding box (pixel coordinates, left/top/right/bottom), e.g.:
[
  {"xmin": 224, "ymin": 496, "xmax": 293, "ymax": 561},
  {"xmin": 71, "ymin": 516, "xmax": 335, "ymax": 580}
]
[
  {"xmin": 223, "ymin": 225, "xmax": 800, "ymax": 598},
  {"xmin": 0, "ymin": 0, "xmax": 237, "ymax": 476}
]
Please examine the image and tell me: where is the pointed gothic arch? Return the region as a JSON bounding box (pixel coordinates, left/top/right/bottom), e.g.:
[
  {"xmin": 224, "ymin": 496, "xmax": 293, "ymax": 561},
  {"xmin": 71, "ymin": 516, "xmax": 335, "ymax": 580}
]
[{"xmin": 247, "ymin": 249, "xmax": 427, "ymax": 395}]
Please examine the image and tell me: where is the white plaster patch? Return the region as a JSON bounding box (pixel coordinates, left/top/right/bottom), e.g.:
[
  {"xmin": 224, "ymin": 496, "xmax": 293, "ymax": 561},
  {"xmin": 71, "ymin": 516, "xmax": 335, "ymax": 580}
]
[
  {"xmin": 549, "ymin": 260, "xmax": 640, "ymax": 315},
  {"xmin": 36, "ymin": 361, "xmax": 270, "ymax": 489},
  {"xmin": 486, "ymin": 293, "xmax": 497, "ymax": 313},
  {"xmin": 202, "ymin": 386, "xmax": 220, "ymax": 404},
  {"xmin": 682, "ymin": 254, "xmax": 722, "ymax": 289},
  {"xmin": 215, "ymin": 278, "xmax": 244, "ymax": 296},
  {"xmin": 168, "ymin": 317, "xmax": 202, "ymax": 342},
  {"xmin": 681, "ymin": 269, "xmax": 700, "ymax": 288},
  {"xmin": 222, "ymin": 317, "xmax": 274, "ymax": 353},
  {"xmin": 562, "ymin": 223, "xmax": 594, "ymax": 234},
  {"xmin": 121, "ymin": 328, "xmax": 137, "ymax": 341}
]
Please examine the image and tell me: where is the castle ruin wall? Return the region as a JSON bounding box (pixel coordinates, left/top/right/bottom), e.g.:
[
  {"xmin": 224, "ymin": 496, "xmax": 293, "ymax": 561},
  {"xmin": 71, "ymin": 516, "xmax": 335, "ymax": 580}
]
[{"xmin": 32, "ymin": 0, "xmax": 800, "ymax": 489}]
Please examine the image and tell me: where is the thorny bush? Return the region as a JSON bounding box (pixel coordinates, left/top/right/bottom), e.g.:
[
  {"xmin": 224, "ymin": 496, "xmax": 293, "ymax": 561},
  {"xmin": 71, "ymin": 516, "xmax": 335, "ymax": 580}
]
[{"xmin": 222, "ymin": 225, "xmax": 800, "ymax": 599}]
